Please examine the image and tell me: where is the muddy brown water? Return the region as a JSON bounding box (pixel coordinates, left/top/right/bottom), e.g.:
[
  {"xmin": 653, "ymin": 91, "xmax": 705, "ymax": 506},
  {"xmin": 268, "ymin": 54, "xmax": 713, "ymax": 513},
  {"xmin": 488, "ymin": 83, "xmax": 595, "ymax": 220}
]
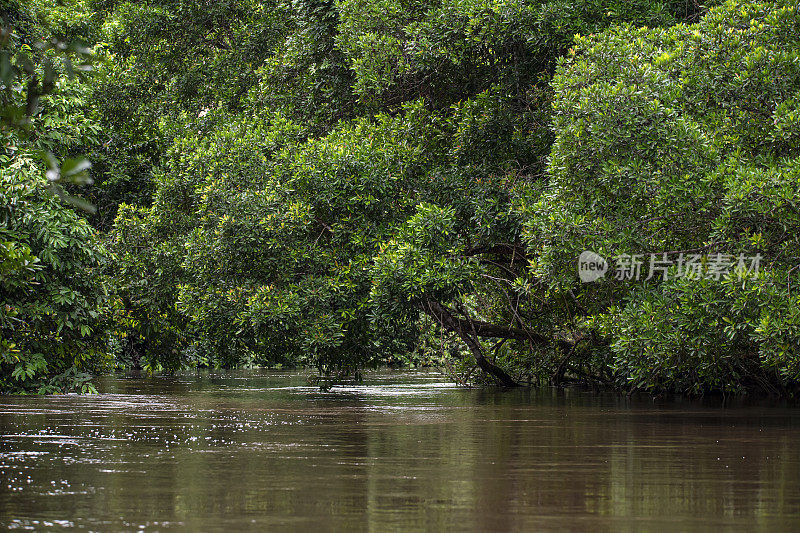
[{"xmin": 1, "ymin": 370, "xmax": 799, "ymax": 531}]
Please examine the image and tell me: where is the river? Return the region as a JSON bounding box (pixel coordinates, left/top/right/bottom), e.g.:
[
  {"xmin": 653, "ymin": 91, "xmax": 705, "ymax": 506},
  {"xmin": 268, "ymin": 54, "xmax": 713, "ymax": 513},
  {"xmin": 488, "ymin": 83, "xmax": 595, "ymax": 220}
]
[{"xmin": 1, "ymin": 370, "xmax": 799, "ymax": 531}]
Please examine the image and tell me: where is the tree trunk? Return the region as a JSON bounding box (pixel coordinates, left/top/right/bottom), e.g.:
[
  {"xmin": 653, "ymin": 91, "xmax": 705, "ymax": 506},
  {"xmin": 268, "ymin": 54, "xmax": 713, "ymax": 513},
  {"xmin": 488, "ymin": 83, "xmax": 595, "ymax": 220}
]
[{"xmin": 419, "ymin": 300, "xmax": 521, "ymax": 387}]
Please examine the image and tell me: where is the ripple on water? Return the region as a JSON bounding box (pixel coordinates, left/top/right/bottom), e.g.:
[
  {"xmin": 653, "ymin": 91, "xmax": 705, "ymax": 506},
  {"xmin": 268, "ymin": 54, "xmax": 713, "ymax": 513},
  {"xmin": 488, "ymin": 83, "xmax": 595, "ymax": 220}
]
[{"xmin": 1, "ymin": 371, "xmax": 800, "ymax": 532}]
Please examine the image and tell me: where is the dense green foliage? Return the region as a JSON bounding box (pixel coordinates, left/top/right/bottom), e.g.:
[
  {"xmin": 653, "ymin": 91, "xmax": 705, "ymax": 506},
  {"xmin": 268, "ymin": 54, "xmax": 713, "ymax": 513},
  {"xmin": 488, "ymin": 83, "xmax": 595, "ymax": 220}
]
[
  {"xmin": 1, "ymin": 0, "xmax": 109, "ymax": 392},
  {"xmin": 535, "ymin": 1, "xmax": 800, "ymax": 393},
  {"xmin": 3, "ymin": 0, "xmax": 800, "ymax": 395},
  {"xmin": 108, "ymin": 0, "xmax": 698, "ymax": 378}
]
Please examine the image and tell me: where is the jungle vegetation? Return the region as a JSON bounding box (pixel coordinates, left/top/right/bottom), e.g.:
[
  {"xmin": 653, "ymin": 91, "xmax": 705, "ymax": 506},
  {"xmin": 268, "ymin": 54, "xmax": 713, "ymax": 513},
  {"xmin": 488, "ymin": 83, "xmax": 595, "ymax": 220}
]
[{"xmin": 2, "ymin": 0, "xmax": 800, "ymax": 395}]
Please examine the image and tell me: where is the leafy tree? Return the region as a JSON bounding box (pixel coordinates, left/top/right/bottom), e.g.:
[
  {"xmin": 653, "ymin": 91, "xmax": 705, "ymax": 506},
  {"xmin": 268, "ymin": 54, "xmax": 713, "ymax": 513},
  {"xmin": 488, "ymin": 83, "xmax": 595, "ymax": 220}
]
[
  {"xmin": 1, "ymin": 1, "xmax": 110, "ymax": 393},
  {"xmin": 85, "ymin": 0, "xmax": 292, "ymax": 228},
  {"xmin": 530, "ymin": 0, "xmax": 800, "ymax": 393},
  {"xmin": 108, "ymin": 0, "xmax": 730, "ymax": 388}
]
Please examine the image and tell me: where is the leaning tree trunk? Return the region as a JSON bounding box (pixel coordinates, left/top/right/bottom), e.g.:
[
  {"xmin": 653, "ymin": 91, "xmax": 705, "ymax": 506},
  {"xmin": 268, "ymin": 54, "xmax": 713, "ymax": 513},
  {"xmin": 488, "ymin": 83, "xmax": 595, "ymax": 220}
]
[{"xmin": 419, "ymin": 300, "xmax": 523, "ymax": 387}]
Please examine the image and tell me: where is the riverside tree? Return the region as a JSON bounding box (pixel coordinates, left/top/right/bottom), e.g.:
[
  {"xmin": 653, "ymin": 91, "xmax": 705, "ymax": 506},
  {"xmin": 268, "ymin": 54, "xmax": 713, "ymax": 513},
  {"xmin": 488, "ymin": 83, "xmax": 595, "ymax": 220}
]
[
  {"xmin": 6, "ymin": 0, "xmax": 800, "ymax": 395},
  {"xmin": 533, "ymin": 0, "xmax": 800, "ymax": 393},
  {"xmin": 109, "ymin": 0, "xmax": 723, "ymax": 387},
  {"xmin": 1, "ymin": 0, "xmax": 110, "ymax": 393}
]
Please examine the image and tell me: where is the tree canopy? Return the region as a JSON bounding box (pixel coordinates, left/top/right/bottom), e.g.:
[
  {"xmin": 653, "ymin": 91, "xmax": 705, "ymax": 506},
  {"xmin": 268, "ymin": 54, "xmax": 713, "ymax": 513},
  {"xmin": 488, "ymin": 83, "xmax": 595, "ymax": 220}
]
[{"xmin": 2, "ymin": 0, "xmax": 799, "ymax": 395}]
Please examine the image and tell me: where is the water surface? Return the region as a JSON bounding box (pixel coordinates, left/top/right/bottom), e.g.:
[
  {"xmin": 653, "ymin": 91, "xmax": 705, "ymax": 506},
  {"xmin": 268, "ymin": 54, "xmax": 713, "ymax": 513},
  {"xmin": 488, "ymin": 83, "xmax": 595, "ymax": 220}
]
[{"xmin": 1, "ymin": 370, "xmax": 799, "ymax": 531}]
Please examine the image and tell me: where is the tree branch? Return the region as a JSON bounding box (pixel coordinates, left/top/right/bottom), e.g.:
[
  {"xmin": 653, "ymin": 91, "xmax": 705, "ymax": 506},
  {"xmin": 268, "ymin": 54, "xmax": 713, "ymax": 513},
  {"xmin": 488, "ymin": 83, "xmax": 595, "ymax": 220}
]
[{"xmin": 419, "ymin": 299, "xmax": 524, "ymax": 387}]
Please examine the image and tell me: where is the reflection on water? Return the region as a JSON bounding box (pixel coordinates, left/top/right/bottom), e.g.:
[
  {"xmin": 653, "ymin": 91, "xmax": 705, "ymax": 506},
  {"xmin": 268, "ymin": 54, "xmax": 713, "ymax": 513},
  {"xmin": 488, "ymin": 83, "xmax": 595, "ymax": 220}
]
[{"xmin": 1, "ymin": 370, "xmax": 799, "ymax": 531}]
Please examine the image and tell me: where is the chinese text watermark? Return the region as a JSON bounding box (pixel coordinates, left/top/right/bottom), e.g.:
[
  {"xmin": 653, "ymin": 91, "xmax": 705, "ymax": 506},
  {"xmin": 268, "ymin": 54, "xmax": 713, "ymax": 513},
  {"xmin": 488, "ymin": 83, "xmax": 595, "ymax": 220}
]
[{"xmin": 578, "ymin": 251, "xmax": 762, "ymax": 283}]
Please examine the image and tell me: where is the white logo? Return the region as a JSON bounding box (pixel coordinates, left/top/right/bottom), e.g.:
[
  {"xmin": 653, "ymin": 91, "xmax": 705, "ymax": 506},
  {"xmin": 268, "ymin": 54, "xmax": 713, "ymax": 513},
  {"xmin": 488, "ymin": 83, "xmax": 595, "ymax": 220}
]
[{"xmin": 578, "ymin": 251, "xmax": 608, "ymax": 283}]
